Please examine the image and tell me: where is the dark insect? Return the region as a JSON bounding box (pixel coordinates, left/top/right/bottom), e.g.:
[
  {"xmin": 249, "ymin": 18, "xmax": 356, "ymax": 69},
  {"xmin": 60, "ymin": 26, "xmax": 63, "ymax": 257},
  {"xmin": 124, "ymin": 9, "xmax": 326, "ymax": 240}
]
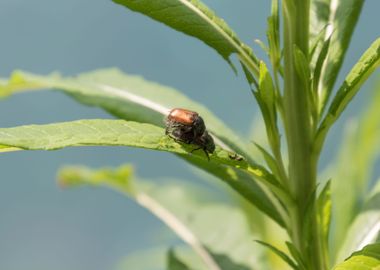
[{"xmin": 165, "ymin": 108, "xmax": 215, "ymax": 160}]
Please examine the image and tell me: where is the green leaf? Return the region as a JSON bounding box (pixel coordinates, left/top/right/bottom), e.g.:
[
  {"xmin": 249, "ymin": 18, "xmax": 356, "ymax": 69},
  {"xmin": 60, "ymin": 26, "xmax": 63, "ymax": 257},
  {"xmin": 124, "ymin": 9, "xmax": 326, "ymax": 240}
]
[
  {"xmin": 293, "ymin": 45, "xmax": 311, "ymax": 93},
  {"xmin": 116, "ymin": 247, "xmax": 166, "ymax": 270},
  {"xmin": 59, "ymin": 165, "xmax": 260, "ymax": 270},
  {"xmin": 316, "ymin": 38, "xmax": 380, "ymax": 153},
  {"xmin": 0, "ymin": 119, "xmax": 273, "ymax": 174},
  {"xmin": 312, "ymin": 34, "xmax": 331, "ymax": 114},
  {"xmin": 326, "ymin": 77, "xmax": 380, "ymax": 259},
  {"xmin": 254, "ymin": 143, "xmax": 281, "ymax": 181},
  {"xmin": 336, "ymin": 189, "xmax": 380, "ymax": 263},
  {"xmin": 255, "ymin": 61, "xmax": 282, "ymax": 157},
  {"xmin": 0, "ymin": 119, "xmax": 163, "ymax": 151},
  {"xmin": 317, "ymin": 180, "xmax": 332, "ymax": 245},
  {"xmin": 167, "ymin": 249, "xmax": 192, "ymax": 270},
  {"xmin": 309, "ymin": 24, "xmax": 329, "ymax": 63},
  {"xmin": 317, "ymin": 180, "xmax": 332, "ymax": 268},
  {"xmin": 112, "ymin": 0, "xmax": 259, "ymax": 75},
  {"xmin": 172, "ymin": 247, "xmax": 254, "ymax": 270},
  {"xmin": 207, "ymin": 252, "xmax": 251, "ymax": 270},
  {"xmin": 332, "ymin": 244, "xmax": 380, "ymax": 270},
  {"xmin": 183, "ymin": 155, "xmax": 287, "ymax": 228},
  {"xmin": 285, "ymin": 242, "xmax": 308, "ymax": 270},
  {"xmin": 293, "ymin": 45, "xmax": 316, "ymax": 123},
  {"xmin": 267, "ymin": 0, "xmax": 281, "ymax": 71},
  {"xmin": 255, "ymin": 240, "xmax": 298, "ymax": 270},
  {"xmin": 0, "ymin": 118, "xmax": 286, "ymax": 227},
  {"xmin": 0, "ymin": 68, "xmax": 249, "ymax": 161},
  {"xmin": 310, "ymin": 0, "xmax": 365, "ymax": 111},
  {"xmin": 258, "ymin": 61, "xmax": 276, "ymax": 114}
]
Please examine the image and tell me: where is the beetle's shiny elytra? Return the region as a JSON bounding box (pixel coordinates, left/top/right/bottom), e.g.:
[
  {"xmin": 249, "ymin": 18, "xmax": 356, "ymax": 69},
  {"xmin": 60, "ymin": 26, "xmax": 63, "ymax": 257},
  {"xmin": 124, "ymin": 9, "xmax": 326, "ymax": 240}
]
[
  {"xmin": 166, "ymin": 108, "xmax": 199, "ymax": 124},
  {"xmin": 165, "ymin": 108, "xmax": 215, "ymax": 160}
]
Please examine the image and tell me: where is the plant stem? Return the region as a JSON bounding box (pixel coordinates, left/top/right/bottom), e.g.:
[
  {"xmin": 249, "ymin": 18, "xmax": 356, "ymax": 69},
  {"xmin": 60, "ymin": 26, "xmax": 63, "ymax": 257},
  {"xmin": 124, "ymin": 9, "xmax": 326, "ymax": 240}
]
[{"xmin": 282, "ymin": 0, "xmax": 325, "ymax": 269}]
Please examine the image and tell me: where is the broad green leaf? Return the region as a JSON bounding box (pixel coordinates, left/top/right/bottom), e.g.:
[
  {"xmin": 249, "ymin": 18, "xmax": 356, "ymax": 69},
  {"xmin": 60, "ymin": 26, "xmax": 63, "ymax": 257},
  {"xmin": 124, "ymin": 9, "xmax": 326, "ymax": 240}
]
[
  {"xmin": 0, "ymin": 69, "xmax": 249, "ymax": 161},
  {"xmin": 316, "ymin": 38, "xmax": 380, "ymax": 153},
  {"xmin": 59, "ymin": 165, "xmax": 261, "ymax": 270},
  {"xmin": 336, "ymin": 189, "xmax": 380, "ymax": 263},
  {"xmin": 332, "ymin": 244, "xmax": 380, "ymax": 270},
  {"xmin": 112, "ymin": 0, "xmax": 259, "ymax": 75},
  {"xmin": 255, "ymin": 240, "xmax": 298, "ymax": 270},
  {"xmin": 310, "ymin": 0, "xmax": 365, "ymax": 112}
]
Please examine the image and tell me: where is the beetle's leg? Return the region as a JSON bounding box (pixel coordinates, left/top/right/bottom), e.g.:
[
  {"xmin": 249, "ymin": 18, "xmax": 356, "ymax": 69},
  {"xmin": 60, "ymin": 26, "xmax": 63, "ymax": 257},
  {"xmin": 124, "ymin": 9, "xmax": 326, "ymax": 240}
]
[
  {"xmin": 190, "ymin": 147, "xmax": 210, "ymax": 161},
  {"xmin": 190, "ymin": 147, "xmax": 201, "ymax": 153},
  {"xmin": 202, "ymin": 148, "xmax": 210, "ymax": 161}
]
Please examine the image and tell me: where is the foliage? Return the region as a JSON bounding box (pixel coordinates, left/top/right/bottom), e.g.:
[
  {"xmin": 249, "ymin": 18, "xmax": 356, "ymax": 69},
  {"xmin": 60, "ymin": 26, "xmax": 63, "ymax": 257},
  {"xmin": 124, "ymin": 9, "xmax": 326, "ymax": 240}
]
[{"xmin": 0, "ymin": 0, "xmax": 379, "ymax": 269}]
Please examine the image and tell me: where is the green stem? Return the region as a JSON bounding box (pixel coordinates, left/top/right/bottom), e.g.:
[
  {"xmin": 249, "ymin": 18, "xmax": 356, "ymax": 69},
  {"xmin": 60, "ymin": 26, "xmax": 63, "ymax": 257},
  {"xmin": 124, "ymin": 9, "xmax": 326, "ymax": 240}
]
[{"xmin": 282, "ymin": 0, "xmax": 325, "ymax": 269}]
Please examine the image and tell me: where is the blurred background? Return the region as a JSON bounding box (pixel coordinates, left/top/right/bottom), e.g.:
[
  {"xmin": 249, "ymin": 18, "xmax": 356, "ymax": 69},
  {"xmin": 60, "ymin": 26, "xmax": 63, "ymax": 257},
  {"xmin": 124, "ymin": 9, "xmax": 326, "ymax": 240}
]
[{"xmin": 0, "ymin": 0, "xmax": 379, "ymax": 269}]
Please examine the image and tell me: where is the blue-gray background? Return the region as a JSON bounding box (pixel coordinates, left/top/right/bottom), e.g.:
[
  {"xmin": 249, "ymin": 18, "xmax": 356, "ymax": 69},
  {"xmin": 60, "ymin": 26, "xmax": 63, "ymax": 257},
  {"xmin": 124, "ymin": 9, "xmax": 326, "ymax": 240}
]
[{"xmin": 0, "ymin": 1, "xmax": 379, "ymax": 269}]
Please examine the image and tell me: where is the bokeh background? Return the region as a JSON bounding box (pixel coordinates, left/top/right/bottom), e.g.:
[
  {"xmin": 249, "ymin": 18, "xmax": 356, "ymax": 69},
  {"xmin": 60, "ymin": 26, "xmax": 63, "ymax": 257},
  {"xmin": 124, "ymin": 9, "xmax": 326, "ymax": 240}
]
[{"xmin": 0, "ymin": 0, "xmax": 379, "ymax": 269}]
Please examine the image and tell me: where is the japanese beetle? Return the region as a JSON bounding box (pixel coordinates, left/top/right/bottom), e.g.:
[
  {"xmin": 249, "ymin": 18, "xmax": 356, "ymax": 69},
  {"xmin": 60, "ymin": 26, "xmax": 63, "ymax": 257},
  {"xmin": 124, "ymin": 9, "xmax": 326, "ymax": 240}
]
[
  {"xmin": 165, "ymin": 108, "xmax": 206, "ymax": 139},
  {"xmin": 165, "ymin": 108, "xmax": 215, "ymax": 160}
]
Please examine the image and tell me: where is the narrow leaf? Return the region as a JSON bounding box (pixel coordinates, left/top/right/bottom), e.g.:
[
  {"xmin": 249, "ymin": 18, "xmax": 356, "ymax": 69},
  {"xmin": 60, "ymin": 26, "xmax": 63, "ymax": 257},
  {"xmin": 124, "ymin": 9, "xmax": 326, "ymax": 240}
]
[
  {"xmin": 333, "ymin": 244, "xmax": 380, "ymax": 270},
  {"xmin": 316, "ymin": 38, "xmax": 380, "ymax": 153},
  {"xmin": 0, "ymin": 119, "xmax": 271, "ymax": 174},
  {"xmin": 336, "ymin": 190, "xmax": 380, "ymax": 263},
  {"xmin": 285, "ymin": 242, "xmax": 308, "ymax": 270},
  {"xmin": 0, "ymin": 69, "xmax": 249, "ymax": 161},
  {"xmin": 59, "ymin": 166, "xmax": 258, "ymax": 269},
  {"xmin": 327, "ymin": 77, "xmax": 380, "ymax": 259},
  {"xmin": 258, "ymin": 61, "xmax": 276, "ymax": 112},
  {"xmin": 255, "ymin": 61, "xmax": 282, "ymax": 157},
  {"xmin": 312, "ymin": 34, "xmax": 331, "ymax": 112},
  {"xmin": 317, "ymin": 180, "xmax": 332, "ymax": 245},
  {"xmin": 167, "ymin": 249, "xmax": 192, "ymax": 270},
  {"xmin": 116, "ymin": 248, "xmax": 166, "ymax": 270},
  {"xmin": 183, "ymin": 155, "xmax": 287, "ymax": 228},
  {"xmin": 112, "ymin": 0, "xmax": 259, "ymax": 74},
  {"xmin": 310, "ymin": 0, "xmax": 365, "ymax": 106},
  {"xmin": 255, "ymin": 240, "xmax": 298, "ymax": 270},
  {"xmin": 267, "ymin": 0, "xmax": 281, "ymax": 70},
  {"xmin": 0, "ymin": 119, "xmax": 285, "ymax": 227},
  {"xmin": 254, "ymin": 143, "xmax": 281, "ymax": 180},
  {"xmin": 293, "ymin": 45, "xmax": 311, "ymax": 92}
]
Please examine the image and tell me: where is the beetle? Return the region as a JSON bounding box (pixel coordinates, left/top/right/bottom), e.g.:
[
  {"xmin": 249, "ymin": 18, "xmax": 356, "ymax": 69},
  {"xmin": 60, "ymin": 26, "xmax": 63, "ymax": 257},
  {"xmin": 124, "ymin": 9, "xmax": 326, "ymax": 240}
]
[
  {"xmin": 165, "ymin": 108, "xmax": 215, "ymax": 160},
  {"xmin": 165, "ymin": 108, "xmax": 205, "ymax": 139}
]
